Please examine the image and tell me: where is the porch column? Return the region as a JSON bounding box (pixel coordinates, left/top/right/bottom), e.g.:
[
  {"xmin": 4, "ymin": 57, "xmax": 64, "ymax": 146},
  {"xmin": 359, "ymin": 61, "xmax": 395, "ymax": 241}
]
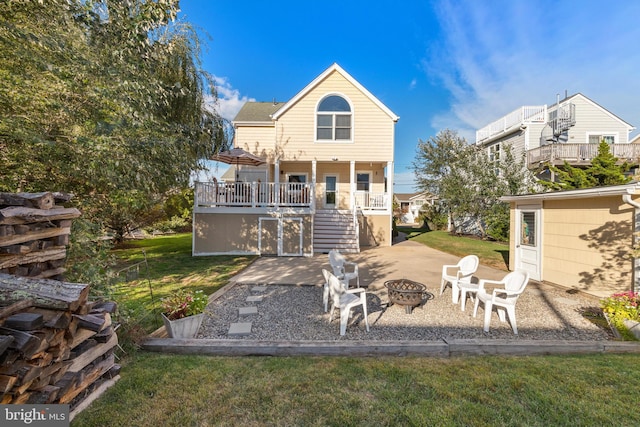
[
  {"xmin": 311, "ymin": 160, "xmax": 317, "ymax": 211},
  {"xmin": 350, "ymin": 161, "xmax": 355, "ymax": 210},
  {"xmin": 275, "ymin": 161, "xmax": 280, "ymax": 205},
  {"xmin": 387, "ymin": 161, "xmax": 393, "ymax": 214}
]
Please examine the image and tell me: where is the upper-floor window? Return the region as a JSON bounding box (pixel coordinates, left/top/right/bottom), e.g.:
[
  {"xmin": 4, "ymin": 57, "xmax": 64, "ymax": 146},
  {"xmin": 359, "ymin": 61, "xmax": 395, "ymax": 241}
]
[
  {"xmin": 488, "ymin": 143, "xmax": 501, "ymax": 176},
  {"xmin": 588, "ymin": 134, "xmax": 616, "ymax": 144},
  {"xmin": 317, "ymin": 95, "xmax": 351, "ymax": 141}
]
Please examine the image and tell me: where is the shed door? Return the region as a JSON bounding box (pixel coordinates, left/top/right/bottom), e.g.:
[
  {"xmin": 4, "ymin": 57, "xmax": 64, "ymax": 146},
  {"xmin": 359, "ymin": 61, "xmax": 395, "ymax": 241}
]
[
  {"xmin": 515, "ymin": 204, "xmax": 541, "ymax": 281},
  {"xmin": 258, "ymin": 218, "xmax": 278, "ymax": 256},
  {"xmin": 259, "ymin": 217, "xmax": 303, "ymax": 257}
]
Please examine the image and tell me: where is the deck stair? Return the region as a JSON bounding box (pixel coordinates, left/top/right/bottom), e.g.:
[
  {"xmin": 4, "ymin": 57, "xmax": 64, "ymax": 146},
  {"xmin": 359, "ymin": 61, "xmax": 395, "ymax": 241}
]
[{"xmin": 313, "ymin": 209, "xmax": 359, "ymax": 253}]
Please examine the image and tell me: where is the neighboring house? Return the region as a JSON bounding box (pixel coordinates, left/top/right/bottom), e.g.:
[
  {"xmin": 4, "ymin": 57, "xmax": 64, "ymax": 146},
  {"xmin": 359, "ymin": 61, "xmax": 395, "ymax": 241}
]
[
  {"xmin": 394, "ymin": 192, "xmax": 435, "ymax": 223},
  {"xmin": 501, "ymin": 183, "xmax": 640, "ymax": 297},
  {"xmin": 475, "ymin": 93, "xmax": 637, "ymax": 179},
  {"xmin": 193, "ymin": 63, "xmax": 399, "ymax": 256}
]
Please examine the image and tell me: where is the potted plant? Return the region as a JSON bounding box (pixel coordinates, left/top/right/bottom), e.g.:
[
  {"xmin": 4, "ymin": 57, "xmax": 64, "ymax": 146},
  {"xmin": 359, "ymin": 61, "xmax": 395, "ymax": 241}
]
[{"xmin": 161, "ymin": 289, "xmax": 208, "ymax": 338}]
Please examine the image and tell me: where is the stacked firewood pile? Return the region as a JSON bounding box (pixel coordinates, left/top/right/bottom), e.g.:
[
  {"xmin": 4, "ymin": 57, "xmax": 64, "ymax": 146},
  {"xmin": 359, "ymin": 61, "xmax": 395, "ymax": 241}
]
[
  {"xmin": 0, "ymin": 274, "xmax": 120, "ymax": 408},
  {"xmin": 0, "ymin": 191, "xmax": 121, "ymax": 415},
  {"xmin": 0, "ymin": 192, "xmax": 81, "ymax": 279}
]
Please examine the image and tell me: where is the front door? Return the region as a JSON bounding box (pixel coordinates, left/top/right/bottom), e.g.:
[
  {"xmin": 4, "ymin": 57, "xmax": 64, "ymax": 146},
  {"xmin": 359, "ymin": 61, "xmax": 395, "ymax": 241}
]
[
  {"xmin": 324, "ymin": 175, "xmax": 337, "ymax": 209},
  {"xmin": 515, "ymin": 204, "xmax": 541, "ymax": 281}
]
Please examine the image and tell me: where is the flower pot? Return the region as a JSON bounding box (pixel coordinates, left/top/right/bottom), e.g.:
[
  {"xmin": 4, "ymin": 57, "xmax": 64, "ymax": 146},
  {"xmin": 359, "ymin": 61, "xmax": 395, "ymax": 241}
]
[{"xmin": 161, "ymin": 312, "xmax": 204, "ymax": 339}]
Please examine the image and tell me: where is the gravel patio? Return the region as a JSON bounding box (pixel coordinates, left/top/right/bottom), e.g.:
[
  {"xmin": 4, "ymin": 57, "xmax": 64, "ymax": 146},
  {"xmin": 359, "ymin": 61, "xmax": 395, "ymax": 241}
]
[{"xmin": 144, "ymin": 240, "xmax": 640, "ymax": 356}]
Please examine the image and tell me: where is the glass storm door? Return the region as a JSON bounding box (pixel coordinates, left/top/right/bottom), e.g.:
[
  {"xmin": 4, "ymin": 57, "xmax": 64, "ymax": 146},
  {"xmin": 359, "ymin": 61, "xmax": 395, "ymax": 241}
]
[{"xmin": 324, "ymin": 175, "xmax": 337, "ymax": 208}]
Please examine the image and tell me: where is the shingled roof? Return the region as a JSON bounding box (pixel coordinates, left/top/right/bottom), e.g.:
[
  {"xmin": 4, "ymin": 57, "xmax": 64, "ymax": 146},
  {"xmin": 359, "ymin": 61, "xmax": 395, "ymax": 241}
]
[{"xmin": 233, "ymin": 102, "xmax": 284, "ymax": 123}]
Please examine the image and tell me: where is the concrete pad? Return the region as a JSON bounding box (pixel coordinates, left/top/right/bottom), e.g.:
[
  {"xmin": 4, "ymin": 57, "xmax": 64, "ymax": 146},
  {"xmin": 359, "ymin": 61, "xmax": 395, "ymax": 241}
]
[
  {"xmin": 228, "ymin": 322, "xmax": 252, "ymax": 337},
  {"xmin": 251, "ymin": 286, "xmax": 268, "ymax": 293},
  {"xmin": 239, "ymin": 306, "xmax": 258, "ymax": 317},
  {"xmin": 228, "ymin": 239, "xmax": 508, "ymax": 291},
  {"xmin": 246, "ymin": 295, "xmax": 263, "ymax": 303}
]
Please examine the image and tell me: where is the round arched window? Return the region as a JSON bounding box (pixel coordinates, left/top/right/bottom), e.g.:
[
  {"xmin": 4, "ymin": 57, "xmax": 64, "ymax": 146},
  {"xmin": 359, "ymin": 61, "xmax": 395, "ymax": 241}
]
[{"xmin": 317, "ymin": 95, "xmax": 351, "ymax": 141}]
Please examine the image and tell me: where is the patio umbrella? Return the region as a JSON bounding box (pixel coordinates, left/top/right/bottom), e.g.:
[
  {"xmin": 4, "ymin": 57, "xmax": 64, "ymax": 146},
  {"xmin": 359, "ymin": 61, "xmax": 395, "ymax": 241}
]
[{"xmin": 211, "ymin": 147, "xmax": 266, "ymax": 180}]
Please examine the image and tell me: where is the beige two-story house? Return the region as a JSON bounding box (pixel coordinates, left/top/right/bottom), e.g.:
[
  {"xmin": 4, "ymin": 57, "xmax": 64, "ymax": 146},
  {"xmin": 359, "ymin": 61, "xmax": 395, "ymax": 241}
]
[{"xmin": 192, "ymin": 63, "xmax": 399, "ymax": 256}]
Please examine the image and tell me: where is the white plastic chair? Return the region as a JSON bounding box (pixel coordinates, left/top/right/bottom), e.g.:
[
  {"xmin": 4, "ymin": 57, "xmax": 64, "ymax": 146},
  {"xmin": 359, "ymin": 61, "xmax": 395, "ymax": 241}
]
[
  {"xmin": 473, "ymin": 270, "xmax": 530, "ymax": 334},
  {"xmin": 321, "ymin": 268, "xmax": 348, "ymax": 312},
  {"xmin": 458, "ymin": 279, "xmax": 480, "ymax": 312},
  {"xmin": 325, "ymin": 269, "xmax": 369, "ymax": 336},
  {"xmin": 329, "ymin": 249, "xmax": 359, "ymax": 288},
  {"xmin": 440, "ymin": 255, "xmax": 479, "ymax": 304}
]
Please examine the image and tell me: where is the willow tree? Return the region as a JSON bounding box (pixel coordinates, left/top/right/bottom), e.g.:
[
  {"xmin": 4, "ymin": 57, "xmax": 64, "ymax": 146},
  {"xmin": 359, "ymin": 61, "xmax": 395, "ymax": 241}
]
[{"xmin": 0, "ymin": 0, "xmax": 228, "ymax": 240}]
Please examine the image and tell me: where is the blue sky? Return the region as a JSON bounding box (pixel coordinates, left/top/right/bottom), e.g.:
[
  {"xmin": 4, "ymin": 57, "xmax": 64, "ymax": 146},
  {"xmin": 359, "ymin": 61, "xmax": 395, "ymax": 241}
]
[{"xmin": 180, "ymin": 0, "xmax": 640, "ymax": 191}]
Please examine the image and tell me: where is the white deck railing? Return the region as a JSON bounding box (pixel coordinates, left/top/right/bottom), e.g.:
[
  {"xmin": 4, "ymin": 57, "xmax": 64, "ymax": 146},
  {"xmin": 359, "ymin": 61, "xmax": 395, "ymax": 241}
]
[
  {"xmin": 195, "ymin": 182, "xmax": 390, "ymax": 210},
  {"xmin": 354, "ymin": 191, "xmax": 388, "ymax": 210},
  {"xmin": 195, "ymin": 181, "xmax": 313, "ymax": 208},
  {"xmin": 476, "ymin": 105, "xmax": 547, "ymax": 144},
  {"xmin": 528, "ymin": 143, "xmax": 640, "ymax": 165}
]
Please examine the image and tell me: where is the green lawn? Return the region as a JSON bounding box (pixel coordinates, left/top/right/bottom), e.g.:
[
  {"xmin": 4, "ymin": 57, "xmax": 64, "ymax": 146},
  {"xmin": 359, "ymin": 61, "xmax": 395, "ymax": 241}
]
[
  {"xmin": 107, "ymin": 234, "xmax": 255, "ymax": 342},
  {"xmin": 73, "ymin": 353, "xmax": 640, "ymax": 426},
  {"xmin": 71, "ymin": 233, "xmax": 640, "ymax": 427},
  {"xmin": 397, "ymin": 227, "xmax": 510, "ymax": 270}
]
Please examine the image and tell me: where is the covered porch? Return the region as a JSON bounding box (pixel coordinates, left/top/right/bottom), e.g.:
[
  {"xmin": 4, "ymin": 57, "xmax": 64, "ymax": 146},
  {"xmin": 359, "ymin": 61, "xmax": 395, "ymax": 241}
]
[{"xmin": 195, "ymin": 159, "xmax": 393, "ymax": 213}]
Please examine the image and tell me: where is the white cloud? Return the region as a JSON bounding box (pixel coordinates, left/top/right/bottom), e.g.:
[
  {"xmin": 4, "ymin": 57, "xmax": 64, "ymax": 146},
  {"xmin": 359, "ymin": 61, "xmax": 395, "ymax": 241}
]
[
  {"xmin": 208, "ymin": 76, "xmax": 255, "ymax": 122},
  {"xmin": 427, "ymin": 0, "xmax": 640, "ymax": 140}
]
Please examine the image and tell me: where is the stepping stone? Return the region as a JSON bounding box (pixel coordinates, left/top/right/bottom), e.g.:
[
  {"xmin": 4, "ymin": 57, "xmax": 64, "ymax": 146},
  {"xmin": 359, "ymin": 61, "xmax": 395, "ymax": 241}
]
[
  {"xmin": 239, "ymin": 306, "xmax": 258, "ymax": 317},
  {"xmin": 228, "ymin": 322, "xmax": 252, "ymax": 337},
  {"xmin": 251, "ymin": 286, "xmax": 268, "ymax": 293},
  {"xmin": 246, "ymin": 295, "xmax": 264, "ymax": 303}
]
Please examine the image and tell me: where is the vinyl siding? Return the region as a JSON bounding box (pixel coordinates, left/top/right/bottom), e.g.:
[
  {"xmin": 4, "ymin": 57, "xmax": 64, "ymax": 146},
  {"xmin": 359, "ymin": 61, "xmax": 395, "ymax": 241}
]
[
  {"xmin": 234, "ymin": 125, "xmax": 276, "ymax": 154},
  {"xmin": 486, "ymin": 130, "xmax": 527, "ymax": 162},
  {"xmin": 274, "ymin": 70, "xmax": 394, "ymax": 162},
  {"xmin": 560, "ymin": 95, "xmax": 630, "ymax": 144},
  {"xmin": 541, "ymin": 197, "xmax": 634, "ymax": 295}
]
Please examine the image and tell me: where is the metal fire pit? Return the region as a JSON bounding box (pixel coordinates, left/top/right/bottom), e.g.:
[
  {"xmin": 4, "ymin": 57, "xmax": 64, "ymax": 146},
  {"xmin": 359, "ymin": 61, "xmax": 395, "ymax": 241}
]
[{"xmin": 384, "ymin": 279, "xmax": 426, "ymax": 314}]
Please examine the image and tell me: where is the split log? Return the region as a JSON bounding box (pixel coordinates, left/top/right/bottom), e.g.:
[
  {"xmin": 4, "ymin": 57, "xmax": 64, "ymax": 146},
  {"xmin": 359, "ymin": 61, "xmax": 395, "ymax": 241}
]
[
  {"xmin": 0, "ymin": 225, "xmax": 71, "ymax": 247},
  {"xmin": 94, "ymin": 326, "xmax": 114, "ymax": 343},
  {"xmin": 0, "ymin": 299, "xmax": 34, "ymax": 319},
  {"xmin": 91, "ymin": 301, "xmax": 118, "ymax": 314},
  {"xmin": 0, "ymin": 192, "xmax": 55, "ymax": 210},
  {"xmin": 0, "ymin": 273, "xmax": 90, "ymax": 311},
  {"xmin": 67, "ymin": 334, "xmax": 118, "ymax": 374},
  {"xmin": 0, "ymin": 326, "xmax": 41, "ymax": 357},
  {"xmin": 73, "ymin": 313, "xmax": 107, "ymax": 332},
  {"xmin": 4, "ymin": 312, "xmax": 44, "ymax": 330},
  {"xmin": 27, "ymin": 384, "xmax": 60, "ymax": 404},
  {"xmin": 26, "ymin": 308, "xmax": 72, "ymax": 329},
  {"xmin": 0, "ymin": 206, "xmax": 81, "ymax": 225},
  {"xmin": 0, "ymin": 247, "xmax": 67, "ymax": 269},
  {"xmin": 57, "ymin": 353, "xmax": 115, "ymax": 404},
  {"xmin": 0, "ymin": 335, "xmax": 15, "ymax": 355},
  {"xmin": 0, "ymin": 374, "xmax": 17, "ymax": 393}
]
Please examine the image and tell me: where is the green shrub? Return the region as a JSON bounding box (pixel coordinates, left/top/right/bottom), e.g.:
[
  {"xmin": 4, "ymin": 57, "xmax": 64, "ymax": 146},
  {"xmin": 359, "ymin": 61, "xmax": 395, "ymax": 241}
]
[{"xmin": 600, "ymin": 291, "xmax": 640, "ymax": 340}]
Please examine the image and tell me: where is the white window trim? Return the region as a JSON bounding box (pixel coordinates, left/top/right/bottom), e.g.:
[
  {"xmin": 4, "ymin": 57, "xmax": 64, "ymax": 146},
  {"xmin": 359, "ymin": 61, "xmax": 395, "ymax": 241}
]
[
  {"xmin": 585, "ymin": 131, "xmax": 619, "ymax": 144},
  {"xmin": 286, "ymin": 172, "xmax": 309, "ymax": 183},
  {"xmin": 315, "ymin": 93, "xmax": 354, "ymax": 143},
  {"xmin": 355, "ymin": 170, "xmax": 372, "ymax": 192}
]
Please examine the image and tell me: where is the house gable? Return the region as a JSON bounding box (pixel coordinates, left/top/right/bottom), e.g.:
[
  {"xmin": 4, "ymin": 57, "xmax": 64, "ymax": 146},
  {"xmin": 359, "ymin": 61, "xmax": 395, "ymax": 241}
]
[
  {"xmin": 269, "ymin": 64, "xmax": 399, "ymax": 163},
  {"xmin": 271, "ymin": 63, "xmax": 399, "ymax": 122}
]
